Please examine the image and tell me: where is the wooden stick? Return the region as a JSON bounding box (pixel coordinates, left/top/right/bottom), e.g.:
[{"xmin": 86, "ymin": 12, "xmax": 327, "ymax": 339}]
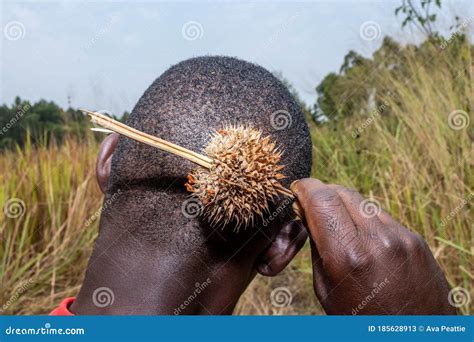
[{"xmin": 83, "ymin": 109, "xmax": 213, "ymax": 169}]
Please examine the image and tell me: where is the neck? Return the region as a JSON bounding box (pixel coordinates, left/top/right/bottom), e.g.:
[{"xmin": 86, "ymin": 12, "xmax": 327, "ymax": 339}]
[{"xmin": 70, "ymin": 231, "xmax": 258, "ymax": 315}]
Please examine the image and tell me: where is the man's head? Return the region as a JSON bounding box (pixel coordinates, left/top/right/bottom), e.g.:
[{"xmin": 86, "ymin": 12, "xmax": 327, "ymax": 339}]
[{"xmin": 92, "ymin": 56, "xmax": 312, "ymax": 312}]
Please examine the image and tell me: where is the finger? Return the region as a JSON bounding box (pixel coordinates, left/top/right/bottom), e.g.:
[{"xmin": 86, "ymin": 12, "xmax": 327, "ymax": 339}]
[
  {"xmin": 333, "ymin": 188, "xmax": 409, "ymax": 259},
  {"xmin": 291, "ymin": 178, "xmax": 358, "ymax": 279},
  {"xmin": 378, "ymin": 210, "xmax": 397, "ymax": 226},
  {"xmin": 330, "ymin": 185, "xmax": 384, "ymax": 232},
  {"xmin": 378, "ymin": 209, "xmax": 422, "ymax": 248},
  {"xmin": 308, "ymin": 239, "xmax": 331, "ymax": 302}
]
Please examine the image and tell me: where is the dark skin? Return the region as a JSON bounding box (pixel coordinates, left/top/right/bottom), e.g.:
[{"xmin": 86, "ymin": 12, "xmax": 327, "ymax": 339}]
[
  {"xmin": 71, "ymin": 134, "xmax": 455, "ymax": 315},
  {"xmin": 291, "ymin": 179, "xmax": 456, "ymax": 314}
]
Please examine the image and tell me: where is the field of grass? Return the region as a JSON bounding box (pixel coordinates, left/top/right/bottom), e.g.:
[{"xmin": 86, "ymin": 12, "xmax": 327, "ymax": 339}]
[{"xmin": 1, "ymin": 38, "xmax": 472, "ymax": 315}]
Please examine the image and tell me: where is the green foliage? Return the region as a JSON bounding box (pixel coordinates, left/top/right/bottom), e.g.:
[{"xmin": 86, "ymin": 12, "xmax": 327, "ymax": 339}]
[
  {"xmin": 313, "ymin": 32, "xmax": 472, "ymax": 122},
  {"xmin": 395, "ymin": 0, "xmax": 442, "ymax": 36},
  {"xmin": 0, "ymin": 98, "xmax": 127, "ymax": 150}
]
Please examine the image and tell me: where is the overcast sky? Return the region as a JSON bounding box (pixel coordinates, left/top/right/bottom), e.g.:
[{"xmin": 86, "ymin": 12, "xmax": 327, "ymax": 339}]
[{"xmin": 1, "ymin": 0, "xmax": 472, "ymax": 116}]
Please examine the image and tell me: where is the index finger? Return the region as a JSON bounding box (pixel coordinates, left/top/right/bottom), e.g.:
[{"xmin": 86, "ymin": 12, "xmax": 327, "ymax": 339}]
[{"xmin": 291, "ymin": 178, "xmax": 359, "ymax": 279}]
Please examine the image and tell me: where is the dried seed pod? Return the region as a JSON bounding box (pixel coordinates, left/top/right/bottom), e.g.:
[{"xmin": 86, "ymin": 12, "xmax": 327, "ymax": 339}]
[{"xmin": 185, "ymin": 125, "xmax": 286, "ymax": 230}]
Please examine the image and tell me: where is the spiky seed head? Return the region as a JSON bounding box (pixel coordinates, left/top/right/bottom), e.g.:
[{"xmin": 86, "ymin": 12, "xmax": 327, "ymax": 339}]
[{"xmin": 185, "ymin": 125, "xmax": 286, "ymax": 230}]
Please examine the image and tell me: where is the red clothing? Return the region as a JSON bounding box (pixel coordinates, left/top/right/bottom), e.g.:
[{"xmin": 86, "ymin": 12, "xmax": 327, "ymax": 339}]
[{"xmin": 50, "ymin": 297, "xmax": 75, "ymax": 315}]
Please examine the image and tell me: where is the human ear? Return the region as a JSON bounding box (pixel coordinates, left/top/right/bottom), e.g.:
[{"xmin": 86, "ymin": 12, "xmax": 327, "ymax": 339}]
[
  {"xmin": 96, "ymin": 133, "xmax": 119, "ymax": 194},
  {"xmin": 255, "ymin": 220, "xmax": 308, "ymax": 276}
]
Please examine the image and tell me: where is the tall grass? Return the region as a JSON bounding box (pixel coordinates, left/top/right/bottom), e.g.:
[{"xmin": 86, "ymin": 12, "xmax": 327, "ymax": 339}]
[
  {"xmin": 1, "ymin": 38, "xmax": 472, "ymax": 315},
  {"xmin": 0, "ymin": 134, "xmax": 102, "ymax": 314}
]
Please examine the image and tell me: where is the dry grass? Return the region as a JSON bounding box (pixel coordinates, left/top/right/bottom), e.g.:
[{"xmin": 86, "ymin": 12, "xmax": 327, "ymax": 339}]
[
  {"xmin": 1, "ymin": 38, "xmax": 472, "ymax": 315},
  {"xmin": 0, "ymin": 135, "xmax": 102, "ymax": 314}
]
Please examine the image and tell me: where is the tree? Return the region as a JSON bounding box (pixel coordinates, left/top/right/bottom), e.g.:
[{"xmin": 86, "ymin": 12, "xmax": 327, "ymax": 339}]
[{"xmin": 395, "ymin": 0, "xmax": 442, "ymax": 37}]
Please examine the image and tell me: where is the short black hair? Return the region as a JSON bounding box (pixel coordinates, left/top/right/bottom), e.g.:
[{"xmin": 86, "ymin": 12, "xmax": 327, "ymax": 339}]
[{"xmin": 102, "ymin": 56, "xmax": 312, "ymax": 252}]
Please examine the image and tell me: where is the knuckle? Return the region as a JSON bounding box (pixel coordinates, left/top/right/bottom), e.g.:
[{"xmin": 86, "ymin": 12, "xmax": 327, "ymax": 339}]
[
  {"xmin": 308, "ymin": 190, "xmax": 343, "ymax": 215},
  {"xmin": 346, "ymin": 249, "xmax": 375, "ymax": 274},
  {"xmin": 381, "ymin": 233, "xmax": 403, "ymax": 251},
  {"xmin": 309, "ymin": 188, "xmax": 340, "ymax": 205},
  {"xmin": 330, "ymin": 184, "xmax": 358, "ymax": 195},
  {"xmin": 381, "ymin": 235, "xmax": 407, "ymax": 260},
  {"xmin": 404, "ymin": 232, "xmax": 425, "ymax": 252}
]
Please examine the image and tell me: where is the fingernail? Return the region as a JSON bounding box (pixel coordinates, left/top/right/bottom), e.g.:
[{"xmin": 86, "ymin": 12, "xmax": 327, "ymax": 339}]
[{"xmin": 290, "ymin": 180, "xmax": 299, "ymax": 191}]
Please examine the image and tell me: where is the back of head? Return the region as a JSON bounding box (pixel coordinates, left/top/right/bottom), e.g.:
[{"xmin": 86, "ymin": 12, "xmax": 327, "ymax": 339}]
[{"xmin": 102, "ymin": 56, "xmax": 312, "ymax": 259}]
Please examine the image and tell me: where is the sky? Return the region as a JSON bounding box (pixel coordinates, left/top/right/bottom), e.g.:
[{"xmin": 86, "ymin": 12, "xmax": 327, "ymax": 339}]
[{"xmin": 1, "ymin": 0, "xmax": 472, "ymax": 116}]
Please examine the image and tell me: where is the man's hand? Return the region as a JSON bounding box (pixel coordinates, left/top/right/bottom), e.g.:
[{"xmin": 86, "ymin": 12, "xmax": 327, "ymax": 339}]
[{"xmin": 291, "ymin": 178, "xmax": 456, "ymax": 315}]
